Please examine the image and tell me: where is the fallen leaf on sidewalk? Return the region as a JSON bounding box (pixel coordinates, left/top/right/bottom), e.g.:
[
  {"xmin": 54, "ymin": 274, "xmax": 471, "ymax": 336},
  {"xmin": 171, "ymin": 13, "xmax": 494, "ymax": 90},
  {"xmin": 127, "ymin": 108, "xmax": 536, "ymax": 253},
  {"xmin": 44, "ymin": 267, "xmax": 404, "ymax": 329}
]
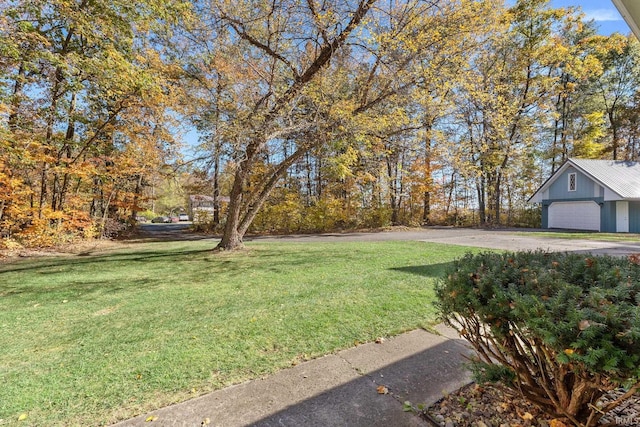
[
  {"xmin": 377, "ymin": 385, "xmax": 389, "ymax": 394},
  {"xmin": 145, "ymin": 415, "xmax": 157, "ymax": 422},
  {"xmin": 375, "ymin": 337, "xmax": 385, "ymax": 344}
]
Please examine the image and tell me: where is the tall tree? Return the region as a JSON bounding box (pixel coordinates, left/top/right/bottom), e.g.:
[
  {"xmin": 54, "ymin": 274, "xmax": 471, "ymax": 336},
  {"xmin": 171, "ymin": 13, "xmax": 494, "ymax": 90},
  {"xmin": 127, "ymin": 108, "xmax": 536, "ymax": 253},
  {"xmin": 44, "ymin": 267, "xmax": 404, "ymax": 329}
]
[
  {"xmin": 451, "ymin": 0, "xmax": 567, "ymax": 225},
  {"xmin": 185, "ymin": 0, "xmax": 377, "ymax": 250},
  {"xmin": 590, "ymin": 34, "xmax": 640, "ymax": 160},
  {"xmin": 0, "ymin": 0, "xmax": 189, "ymax": 243}
]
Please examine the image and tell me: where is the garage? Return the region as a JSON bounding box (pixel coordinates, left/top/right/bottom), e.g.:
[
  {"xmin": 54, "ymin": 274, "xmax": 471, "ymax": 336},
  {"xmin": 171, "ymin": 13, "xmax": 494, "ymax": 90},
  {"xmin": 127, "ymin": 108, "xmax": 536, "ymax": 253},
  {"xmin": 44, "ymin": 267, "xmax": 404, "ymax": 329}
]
[{"xmin": 548, "ymin": 201, "xmax": 600, "ymax": 231}]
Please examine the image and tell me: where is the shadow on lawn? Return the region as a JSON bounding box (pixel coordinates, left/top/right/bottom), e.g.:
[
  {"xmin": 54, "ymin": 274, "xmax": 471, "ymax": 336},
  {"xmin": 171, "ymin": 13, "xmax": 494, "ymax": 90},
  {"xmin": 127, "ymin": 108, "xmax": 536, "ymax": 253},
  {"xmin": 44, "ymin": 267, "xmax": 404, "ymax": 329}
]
[
  {"xmin": 390, "ymin": 262, "xmax": 454, "ymax": 278},
  {"xmin": 0, "ymin": 248, "xmax": 213, "ymax": 275},
  {"xmin": 0, "ymin": 277, "xmax": 157, "ymax": 298},
  {"xmin": 0, "ymin": 244, "xmax": 346, "ymax": 292}
]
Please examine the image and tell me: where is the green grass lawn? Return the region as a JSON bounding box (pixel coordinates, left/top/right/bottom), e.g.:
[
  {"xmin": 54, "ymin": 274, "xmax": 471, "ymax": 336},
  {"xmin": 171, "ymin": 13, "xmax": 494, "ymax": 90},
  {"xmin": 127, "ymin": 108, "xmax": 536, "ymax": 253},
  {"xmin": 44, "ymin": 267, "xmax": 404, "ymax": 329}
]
[{"xmin": 0, "ymin": 240, "xmax": 478, "ymax": 426}]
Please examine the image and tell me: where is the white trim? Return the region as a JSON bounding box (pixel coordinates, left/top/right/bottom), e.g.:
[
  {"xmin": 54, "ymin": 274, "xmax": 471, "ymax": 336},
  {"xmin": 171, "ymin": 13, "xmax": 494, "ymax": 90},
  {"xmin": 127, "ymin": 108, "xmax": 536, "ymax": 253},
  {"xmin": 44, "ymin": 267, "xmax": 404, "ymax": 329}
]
[
  {"xmin": 568, "ymin": 173, "xmax": 577, "ymax": 192},
  {"xmin": 604, "ymin": 187, "xmax": 623, "ymax": 201},
  {"xmin": 616, "ymin": 201, "xmax": 629, "ymax": 233}
]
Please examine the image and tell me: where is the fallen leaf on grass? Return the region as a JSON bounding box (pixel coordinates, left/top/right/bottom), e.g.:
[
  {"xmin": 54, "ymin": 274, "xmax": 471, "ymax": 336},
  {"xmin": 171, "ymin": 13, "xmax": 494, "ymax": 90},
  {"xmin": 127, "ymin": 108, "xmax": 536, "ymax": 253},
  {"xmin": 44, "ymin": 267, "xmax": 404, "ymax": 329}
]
[
  {"xmin": 377, "ymin": 385, "xmax": 389, "ymax": 394},
  {"xmin": 18, "ymin": 413, "xmax": 28, "ymax": 421}
]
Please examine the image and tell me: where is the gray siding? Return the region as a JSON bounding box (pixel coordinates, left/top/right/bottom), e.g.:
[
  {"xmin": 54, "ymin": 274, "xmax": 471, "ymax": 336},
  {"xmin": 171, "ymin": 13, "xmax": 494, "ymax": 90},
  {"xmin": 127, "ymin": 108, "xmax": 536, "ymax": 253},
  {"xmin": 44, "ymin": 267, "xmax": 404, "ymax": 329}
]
[
  {"xmin": 601, "ymin": 201, "xmax": 616, "ymax": 233},
  {"xmin": 630, "ymin": 202, "xmax": 640, "ymax": 233},
  {"xmin": 548, "ymin": 167, "xmax": 596, "ymax": 199},
  {"xmin": 541, "ymin": 204, "xmax": 548, "ymax": 228}
]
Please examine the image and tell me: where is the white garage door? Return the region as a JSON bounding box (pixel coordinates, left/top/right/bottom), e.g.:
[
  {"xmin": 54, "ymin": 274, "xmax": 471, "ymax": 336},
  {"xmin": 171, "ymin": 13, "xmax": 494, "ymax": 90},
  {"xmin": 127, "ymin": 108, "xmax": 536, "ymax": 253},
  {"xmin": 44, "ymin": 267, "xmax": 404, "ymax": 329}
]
[{"xmin": 548, "ymin": 201, "xmax": 600, "ymax": 231}]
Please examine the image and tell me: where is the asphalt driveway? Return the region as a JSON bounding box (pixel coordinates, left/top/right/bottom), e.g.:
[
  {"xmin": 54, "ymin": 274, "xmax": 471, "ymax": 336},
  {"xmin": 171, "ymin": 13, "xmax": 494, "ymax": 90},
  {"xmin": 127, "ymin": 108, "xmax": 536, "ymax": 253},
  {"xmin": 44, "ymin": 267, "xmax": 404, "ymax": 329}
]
[
  {"xmin": 138, "ymin": 223, "xmax": 640, "ymax": 256},
  {"xmin": 246, "ymin": 227, "xmax": 640, "ymax": 257}
]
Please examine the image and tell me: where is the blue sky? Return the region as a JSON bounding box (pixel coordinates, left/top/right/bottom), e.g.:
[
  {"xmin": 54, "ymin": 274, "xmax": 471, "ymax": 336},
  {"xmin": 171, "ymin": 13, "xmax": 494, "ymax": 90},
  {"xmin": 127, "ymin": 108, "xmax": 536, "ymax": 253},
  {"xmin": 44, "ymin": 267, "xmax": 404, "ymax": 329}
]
[{"xmin": 550, "ymin": 0, "xmax": 631, "ymax": 35}]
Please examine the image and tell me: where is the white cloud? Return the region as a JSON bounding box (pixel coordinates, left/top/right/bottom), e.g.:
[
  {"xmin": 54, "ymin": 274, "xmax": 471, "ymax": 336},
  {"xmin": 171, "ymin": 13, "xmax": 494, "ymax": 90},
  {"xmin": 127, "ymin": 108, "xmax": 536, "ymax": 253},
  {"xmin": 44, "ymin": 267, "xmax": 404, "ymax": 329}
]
[{"xmin": 583, "ymin": 9, "xmax": 623, "ymax": 22}]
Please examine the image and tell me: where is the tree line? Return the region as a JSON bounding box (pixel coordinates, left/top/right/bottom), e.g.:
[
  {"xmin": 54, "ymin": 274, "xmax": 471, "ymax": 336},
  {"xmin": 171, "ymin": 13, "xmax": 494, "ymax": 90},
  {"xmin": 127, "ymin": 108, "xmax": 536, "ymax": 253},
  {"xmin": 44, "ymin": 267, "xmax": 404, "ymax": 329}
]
[{"xmin": 1, "ymin": 0, "xmax": 639, "ymax": 249}]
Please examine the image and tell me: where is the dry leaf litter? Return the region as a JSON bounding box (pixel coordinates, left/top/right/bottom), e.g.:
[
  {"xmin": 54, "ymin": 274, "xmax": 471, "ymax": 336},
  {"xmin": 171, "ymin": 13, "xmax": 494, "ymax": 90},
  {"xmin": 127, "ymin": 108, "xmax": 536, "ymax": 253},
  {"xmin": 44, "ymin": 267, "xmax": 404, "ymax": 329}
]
[{"xmin": 423, "ymin": 383, "xmax": 640, "ymax": 427}]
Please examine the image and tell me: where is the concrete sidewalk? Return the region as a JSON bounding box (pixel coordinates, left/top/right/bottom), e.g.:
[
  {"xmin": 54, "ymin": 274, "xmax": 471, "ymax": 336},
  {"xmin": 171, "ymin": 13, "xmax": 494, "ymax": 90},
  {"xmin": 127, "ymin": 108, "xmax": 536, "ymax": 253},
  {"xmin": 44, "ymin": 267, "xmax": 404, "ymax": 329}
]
[{"xmin": 112, "ymin": 325, "xmax": 471, "ymax": 427}]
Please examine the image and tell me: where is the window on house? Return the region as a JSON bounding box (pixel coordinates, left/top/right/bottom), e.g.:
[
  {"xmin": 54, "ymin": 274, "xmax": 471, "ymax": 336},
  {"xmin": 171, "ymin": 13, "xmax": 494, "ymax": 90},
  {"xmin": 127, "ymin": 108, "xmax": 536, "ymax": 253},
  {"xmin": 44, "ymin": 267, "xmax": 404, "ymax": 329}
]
[{"xmin": 568, "ymin": 173, "xmax": 577, "ymax": 192}]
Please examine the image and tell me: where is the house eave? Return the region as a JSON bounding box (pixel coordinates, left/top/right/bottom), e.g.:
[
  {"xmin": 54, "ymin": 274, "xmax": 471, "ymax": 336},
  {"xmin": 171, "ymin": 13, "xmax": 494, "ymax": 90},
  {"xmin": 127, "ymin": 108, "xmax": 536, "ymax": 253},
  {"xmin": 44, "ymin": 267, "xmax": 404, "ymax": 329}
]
[{"xmin": 612, "ymin": 0, "xmax": 640, "ymax": 39}]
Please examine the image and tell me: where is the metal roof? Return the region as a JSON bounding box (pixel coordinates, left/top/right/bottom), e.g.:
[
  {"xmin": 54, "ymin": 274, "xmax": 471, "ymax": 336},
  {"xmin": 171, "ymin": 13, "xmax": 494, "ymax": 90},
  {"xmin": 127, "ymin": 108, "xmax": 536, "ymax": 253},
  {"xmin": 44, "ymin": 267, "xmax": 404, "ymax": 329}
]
[
  {"xmin": 529, "ymin": 158, "xmax": 640, "ymax": 202},
  {"xmin": 569, "ymin": 158, "xmax": 640, "ymax": 199}
]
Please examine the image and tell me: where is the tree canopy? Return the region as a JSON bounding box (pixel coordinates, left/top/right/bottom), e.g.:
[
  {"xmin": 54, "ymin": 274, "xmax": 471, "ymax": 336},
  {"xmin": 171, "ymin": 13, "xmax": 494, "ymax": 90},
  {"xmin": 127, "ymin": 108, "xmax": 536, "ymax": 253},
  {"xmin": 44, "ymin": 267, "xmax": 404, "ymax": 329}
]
[{"xmin": 2, "ymin": 0, "xmax": 639, "ymax": 249}]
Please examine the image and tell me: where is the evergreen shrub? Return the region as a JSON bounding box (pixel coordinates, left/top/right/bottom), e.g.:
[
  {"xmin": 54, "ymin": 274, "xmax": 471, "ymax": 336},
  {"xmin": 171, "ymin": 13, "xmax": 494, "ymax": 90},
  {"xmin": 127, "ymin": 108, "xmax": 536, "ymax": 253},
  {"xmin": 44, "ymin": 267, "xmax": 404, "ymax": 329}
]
[{"xmin": 436, "ymin": 251, "xmax": 640, "ymax": 426}]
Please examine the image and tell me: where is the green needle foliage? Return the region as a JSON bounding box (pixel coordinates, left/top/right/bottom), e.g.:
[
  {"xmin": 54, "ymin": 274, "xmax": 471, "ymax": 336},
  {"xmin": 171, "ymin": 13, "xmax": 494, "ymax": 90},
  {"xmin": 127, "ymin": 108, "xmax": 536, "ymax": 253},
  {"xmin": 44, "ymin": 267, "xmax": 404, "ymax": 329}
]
[{"xmin": 437, "ymin": 251, "xmax": 640, "ymax": 427}]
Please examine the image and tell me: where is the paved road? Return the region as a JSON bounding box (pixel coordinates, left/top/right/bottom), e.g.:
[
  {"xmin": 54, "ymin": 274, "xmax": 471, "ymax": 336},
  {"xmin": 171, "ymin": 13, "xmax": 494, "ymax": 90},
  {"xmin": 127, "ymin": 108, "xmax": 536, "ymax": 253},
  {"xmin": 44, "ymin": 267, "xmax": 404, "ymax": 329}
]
[{"xmin": 137, "ymin": 224, "xmax": 640, "ymax": 256}]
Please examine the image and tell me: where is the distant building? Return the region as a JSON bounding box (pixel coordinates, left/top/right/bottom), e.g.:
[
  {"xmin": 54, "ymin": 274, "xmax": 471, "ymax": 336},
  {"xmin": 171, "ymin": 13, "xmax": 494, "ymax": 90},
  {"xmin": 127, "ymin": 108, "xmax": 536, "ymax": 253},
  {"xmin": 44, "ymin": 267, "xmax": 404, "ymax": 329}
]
[{"xmin": 188, "ymin": 195, "xmax": 230, "ymax": 222}]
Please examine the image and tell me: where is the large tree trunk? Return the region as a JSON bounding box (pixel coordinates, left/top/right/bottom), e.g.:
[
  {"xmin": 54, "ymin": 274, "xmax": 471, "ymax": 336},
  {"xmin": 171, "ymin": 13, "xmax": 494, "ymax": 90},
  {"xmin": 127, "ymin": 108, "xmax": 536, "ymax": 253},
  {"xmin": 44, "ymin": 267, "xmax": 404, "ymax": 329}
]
[
  {"xmin": 216, "ymin": 162, "xmax": 248, "ymax": 250},
  {"xmin": 216, "ymin": 142, "xmax": 316, "ymax": 250},
  {"xmin": 214, "ymin": 0, "xmax": 376, "ymax": 250}
]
